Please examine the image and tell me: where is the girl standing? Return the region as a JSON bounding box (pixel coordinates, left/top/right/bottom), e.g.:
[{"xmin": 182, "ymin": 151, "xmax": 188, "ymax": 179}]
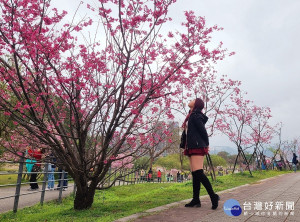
[{"xmin": 181, "ymin": 98, "xmax": 219, "ymax": 209}]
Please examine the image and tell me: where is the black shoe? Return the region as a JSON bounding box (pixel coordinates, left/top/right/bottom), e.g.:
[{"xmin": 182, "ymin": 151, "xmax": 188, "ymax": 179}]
[
  {"xmin": 211, "ymin": 194, "xmax": 220, "ymax": 210},
  {"xmin": 185, "ymin": 199, "xmax": 201, "ymax": 208}
]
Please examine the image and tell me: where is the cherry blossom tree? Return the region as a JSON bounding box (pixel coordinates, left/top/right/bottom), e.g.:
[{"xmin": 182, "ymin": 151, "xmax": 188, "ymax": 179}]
[
  {"xmin": 0, "ymin": 0, "xmax": 229, "ymax": 209},
  {"xmin": 279, "ymin": 139, "xmax": 299, "ymax": 170},
  {"xmin": 217, "ymin": 91, "xmax": 253, "ymax": 175},
  {"xmin": 268, "ymin": 123, "xmax": 290, "ymax": 170},
  {"xmin": 247, "ymin": 106, "xmax": 274, "ymax": 170},
  {"xmin": 111, "ymin": 154, "xmax": 133, "ymax": 169},
  {"xmin": 140, "ymin": 119, "xmax": 180, "ymax": 169},
  {"xmin": 288, "ymin": 138, "xmax": 300, "ymax": 157}
]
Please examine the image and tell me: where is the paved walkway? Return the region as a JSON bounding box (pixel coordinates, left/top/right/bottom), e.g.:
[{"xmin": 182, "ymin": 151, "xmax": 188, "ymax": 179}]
[
  {"xmin": 116, "ymin": 172, "xmax": 300, "ymax": 222},
  {"xmin": 0, "ymin": 184, "xmax": 74, "ymax": 213}
]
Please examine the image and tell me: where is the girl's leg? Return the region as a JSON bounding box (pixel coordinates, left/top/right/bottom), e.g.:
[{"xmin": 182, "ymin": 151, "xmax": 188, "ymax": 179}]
[
  {"xmin": 190, "ymin": 155, "xmax": 205, "ymax": 171},
  {"xmin": 190, "ymin": 155, "xmax": 219, "ymax": 210},
  {"xmin": 185, "ymin": 156, "xmax": 201, "ymax": 207},
  {"xmin": 188, "ymin": 156, "xmax": 193, "ymax": 171}
]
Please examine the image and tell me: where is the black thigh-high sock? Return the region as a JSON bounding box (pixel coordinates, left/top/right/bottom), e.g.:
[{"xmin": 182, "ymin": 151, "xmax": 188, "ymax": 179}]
[
  {"xmin": 195, "ymin": 169, "xmax": 214, "ymax": 196},
  {"xmin": 195, "ymin": 169, "xmax": 219, "ymax": 209},
  {"xmin": 192, "ymin": 170, "xmax": 201, "ymax": 201}
]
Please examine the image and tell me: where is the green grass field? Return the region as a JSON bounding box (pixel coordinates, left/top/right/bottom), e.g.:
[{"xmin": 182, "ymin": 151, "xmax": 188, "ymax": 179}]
[
  {"xmin": 0, "ymin": 170, "xmax": 291, "ymax": 222},
  {"xmin": 0, "ymin": 174, "xmax": 18, "ymax": 185},
  {"xmin": 0, "ymin": 166, "xmax": 19, "ymax": 185}
]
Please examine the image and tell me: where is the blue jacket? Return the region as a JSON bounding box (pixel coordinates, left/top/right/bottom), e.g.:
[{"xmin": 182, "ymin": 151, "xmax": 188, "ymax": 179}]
[{"xmin": 25, "ymin": 159, "xmax": 36, "ymax": 173}]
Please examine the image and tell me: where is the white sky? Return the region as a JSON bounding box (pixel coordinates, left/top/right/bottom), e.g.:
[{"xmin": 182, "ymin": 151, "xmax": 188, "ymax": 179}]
[
  {"xmin": 52, "ymin": 0, "xmax": 300, "ymax": 148},
  {"xmin": 169, "ymin": 0, "xmax": 300, "ymax": 148}
]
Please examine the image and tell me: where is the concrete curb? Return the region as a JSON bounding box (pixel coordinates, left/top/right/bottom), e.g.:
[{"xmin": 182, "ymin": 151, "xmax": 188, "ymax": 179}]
[{"xmin": 114, "ymin": 173, "xmax": 288, "ymax": 222}]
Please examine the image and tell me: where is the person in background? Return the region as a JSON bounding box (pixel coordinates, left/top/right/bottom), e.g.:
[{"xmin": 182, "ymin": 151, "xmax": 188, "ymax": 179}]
[
  {"xmin": 277, "ymin": 161, "xmax": 282, "ymax": 171},
  {"xmin": 27, "ymin": 147, "xmax": 42, "ymax": 190},
  {"xmin": 278, "ymin": 161, "xmax": 283, "ymax": 171},
  {"xmin": 292, "ymin": 153, "xmax": 298, "ymax": 173},
  {"xmin": 140, "ymin": 169, "xmax": 145, "ymax": 181},
  {"xmin": 147, "ymin": 168, "xmax": 153, "ymax": 182},
  {"xmin": 46, "ymin": 153, "xmax": 56, "ymax": 190},
  {"xmin": 181, "ymin": 171, "xmax": 184, "ymax": 182},
  {"xmin": 181, "ymin": 98, "xmax": 219, "ymax": 209},
  {"xmin": 25, "ymin": 153, "xmax": 36, "ymax": 181},
  {"xmin": 135, "ymin": 170, "xmax": 139, "ymax": 182},
  {"xmin": 261, "ymin": 155, "xmax": 267, "ymax": 170},
  {"xmin": 177, "ymin": 171, "xmax": 180, "ymax": 182},
  {"xmin": 170, "ymin": 174, "xmax": 173, "ymax": 181},
  {"xmin": 157, "ymin": 170, "xmax": 162, "ymax": 183},
  {"xmin": 166, "ymin": 172, "xmax": 170, "ymax": 182},
  {"xmin": 273, "ymin": 161, "xmax": 277, "ymax": 170}
]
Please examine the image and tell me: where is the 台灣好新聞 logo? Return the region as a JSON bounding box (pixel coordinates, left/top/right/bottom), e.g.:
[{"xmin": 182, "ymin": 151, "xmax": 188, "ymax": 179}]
[{"xmin": 223, "ymin": 199, "xmax": 242, "ymax": 216}]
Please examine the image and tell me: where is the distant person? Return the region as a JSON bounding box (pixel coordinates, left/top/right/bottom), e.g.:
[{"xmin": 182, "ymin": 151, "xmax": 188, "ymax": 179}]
[
  {"xmin": 46, "ymin": 154, "xmax": 56, "ymax": 190},
  {"xmin": 261, "ymin": 162, "xmax": 266, "ymax": 170},
  {"xmin": 292, "ymin": 153, "xmax": 298, "ymax": 173},
  {"xmin": 273, "ymin": 161, "xmax": 277, "ymax": 170},
  {"xmin": 140, "ymin": 169, "xmax": 145, "ymax": 181},
  {"xmin": 157, "ymin": 170, "xmax": 162, "ymax": 183},
  {"xmin": 181, "ymin": 98, "xmax": 219, "ymax": 209},
  {"xmin": 27, "ymin": 148, "xmax": 42, "ymax": 190},
  {"xmin": 278, "ymin": 161, "xmax": 283, "ymax": 171},
  {"xmin": 135, "ymin": 170, "xmax": 139, "ymax": 182},
  {"xmin": 170, "ymin": 174, "xmax": 173, "ymax": 181},
  {"xmin": 147, "ymin": 168, "xmax": 153, "ymax": 182},
  {"xmin": 166, "ymin": 172, "xmax": 170, "ymax": 182},
  {"xmin": 177, "ymin": 171, "xmax": 180, "ymax": 182},
  {"xmin": 25, "ymin": 153, "xmax": 36, "ymax": 180},
  {"xmin": 184, "ymin": 172, "xmax": 188, "ymax": 180},
  {"xmin": 261, "ymin": 155, "xmax": 267, "ymax": 170}
]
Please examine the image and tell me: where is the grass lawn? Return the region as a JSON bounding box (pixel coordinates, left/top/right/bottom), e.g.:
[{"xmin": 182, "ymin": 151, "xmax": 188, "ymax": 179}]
[
  {"xmin": 0, "ymin": 174, "xmax": 19, "ymax": 186},
  {"xmin": 0, "ymin": 166, "xmax": 19, "ymax": 186},
  {"xmin": 0, "ymin": 170, "xmax": 291, "ymax": 222},
  {"xmin": 0, "ymin": 171, "xmax": 46, "ymax": 186}
]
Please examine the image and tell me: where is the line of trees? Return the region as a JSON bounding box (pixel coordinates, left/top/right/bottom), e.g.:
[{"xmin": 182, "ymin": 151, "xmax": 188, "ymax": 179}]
[
  {"xmin": 0, "ymin": 0, "xmax": 299, "ymax": 210},
  {"xmin": 0, "ymin": 0, "xmax": 230, "ymax": 209}
]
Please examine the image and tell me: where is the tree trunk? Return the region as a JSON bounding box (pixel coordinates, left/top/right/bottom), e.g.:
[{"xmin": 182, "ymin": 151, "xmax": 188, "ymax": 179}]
[
  {"xmin": 149, "ymin": 157, "xmax": 154, "ymax": 169},
  {"xmin": 179, "ymin": 152, "xmax": 183, "ymax": 171},
  {"xmin": 73, "ymin": 176, "xmax": 97, "ymax": 210},
  {"xmin": 74, "ymin": 187, "xmax": 96, "ymax": 210}
]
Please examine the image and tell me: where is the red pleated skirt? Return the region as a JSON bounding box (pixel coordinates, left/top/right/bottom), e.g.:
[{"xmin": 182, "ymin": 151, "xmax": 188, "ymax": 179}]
[{"xmin": 184, "ymin": 147, "xmax": 209, "ymax": 156}]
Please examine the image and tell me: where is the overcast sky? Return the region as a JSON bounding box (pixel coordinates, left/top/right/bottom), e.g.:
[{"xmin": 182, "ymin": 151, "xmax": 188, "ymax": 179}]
[
  {"xmin": 166, "ymin": 0, "xmax": 300, "ymax": 148},
  {"xmin": 53, "ymin": 0, "xmax": 300, "ymax": 149}
]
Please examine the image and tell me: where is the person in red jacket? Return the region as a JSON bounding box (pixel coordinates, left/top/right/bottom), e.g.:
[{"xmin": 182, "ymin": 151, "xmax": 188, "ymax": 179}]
[
  {"xmin": 27, "ymin": 148, "xmax": 43, "ymax": 190},
  {"xmin": 157, "ymin": 170, "xmax": 162, "ymax": 183}
]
